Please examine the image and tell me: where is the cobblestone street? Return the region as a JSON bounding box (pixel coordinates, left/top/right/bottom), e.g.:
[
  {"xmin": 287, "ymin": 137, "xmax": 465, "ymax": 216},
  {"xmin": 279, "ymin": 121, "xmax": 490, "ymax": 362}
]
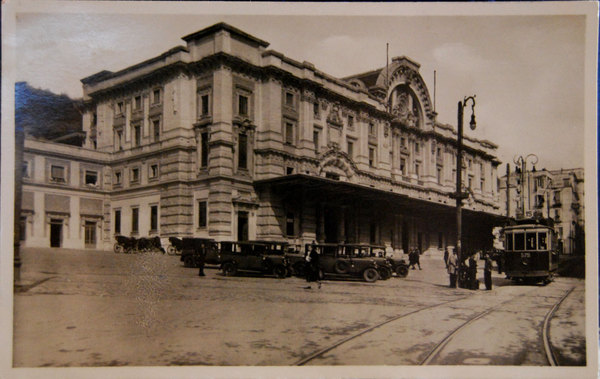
[{"xmin": 12, "ymin": 247, "xmax": 587, "ymax": 376}]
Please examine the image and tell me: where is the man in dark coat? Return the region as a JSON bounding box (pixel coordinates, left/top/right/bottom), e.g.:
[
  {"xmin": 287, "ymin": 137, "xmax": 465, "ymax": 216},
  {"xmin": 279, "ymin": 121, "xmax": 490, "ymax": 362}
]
[
  {"xmin": 197, "ymin": 241, "xmax": 206, "ymax": 277},
  {"xmin": 484, "ymin": 253, "xmax": 493, "ymax": 290},
  {"xmin": 304, "ymin": 243, "xmax": 321, "ymax": 289}
]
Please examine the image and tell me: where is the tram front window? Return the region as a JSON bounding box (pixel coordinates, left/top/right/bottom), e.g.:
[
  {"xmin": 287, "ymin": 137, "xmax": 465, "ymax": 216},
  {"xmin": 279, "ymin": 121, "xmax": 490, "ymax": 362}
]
[
  {"xmin": 506, "ymin": 233, "xmax": 513, "ymax": 250},
  {"xmin": 526, "ymin": 232, "xmax": 537, "ymax": 250},
  {"xmin": 538, "ymin": 232, "xmax": 548, "ymax": 250},
  {"xmin": 514, "ymin": 233, "xmax": 525, "ymax": 251}
]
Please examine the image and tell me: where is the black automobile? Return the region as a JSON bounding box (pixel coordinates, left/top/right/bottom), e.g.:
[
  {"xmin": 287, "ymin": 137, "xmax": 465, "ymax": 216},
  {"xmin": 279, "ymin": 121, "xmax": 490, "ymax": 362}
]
[
  {"xmin": 218, "ymin": 241, "xmax": 289, "ymax": 278},
  {"xmin": 306, "ymin": 243, "xmax": 381, "ymax": 283},
  {"xmin": 179, "ymin": 238, "xmax": 219, "ymax": 267},
  {"xmin": 339, "ymin": 244, "xmax": 394, "ymax": 280}
]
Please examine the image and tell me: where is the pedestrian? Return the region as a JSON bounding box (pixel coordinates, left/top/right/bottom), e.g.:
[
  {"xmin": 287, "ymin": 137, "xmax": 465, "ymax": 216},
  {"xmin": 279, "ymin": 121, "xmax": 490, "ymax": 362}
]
[
  {"xmin": 484, "ymin": 253, "xmax": 493, "ymax": 290},
  {"xmin": 408, "ymin": 249, "xmax": 416, "ymax": 270},
  {"xmin": 447, "ymin": 248, "xmax": 458, "ymax": 288},
  {"xmin": 304, "ymin": 242, "xmax": 321, "ymax": 289},
  {"xmin": 443, "ymin": 247, "xmax": 449, "ymax": 269},
  {"xmin": 414, "ymin": 248, "xmax": 422, "ymax": 270},
  {"xmin": 197, "ymin": 243, "xmax": 206, "ymax": 277},
  {"xmin": 467, "ymin": 254, "xmax": 477, "ymax": 289}
]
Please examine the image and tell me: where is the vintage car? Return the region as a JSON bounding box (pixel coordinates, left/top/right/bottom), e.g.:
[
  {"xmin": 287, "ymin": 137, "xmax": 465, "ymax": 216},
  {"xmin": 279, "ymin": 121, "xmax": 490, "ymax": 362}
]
[
  {"xmin": 218, "ymin": 241, "xmax": 290, "ymax": 278},
  {"xmin": 179, "ymin": 238, "xmax": 219, "ymax": 267},
  {"xmin": 339, "ymin": 244, "xmax": 394, "ymax": 280},
  {"xmin": 305, "ymin": 243, "xmax": 381, "ymax": 283}
]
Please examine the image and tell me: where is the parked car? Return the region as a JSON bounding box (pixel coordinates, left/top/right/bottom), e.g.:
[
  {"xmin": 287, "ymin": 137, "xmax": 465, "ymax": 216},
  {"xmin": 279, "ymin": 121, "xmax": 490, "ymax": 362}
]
[
  {"xmin": 218, "ymin": 241, "xmax": 290, "ymax": 278},
  {"xmin": 305, "ymin": 243, "xmax": 380, "ymax": 283},
  {"xmin": 114, "ymin": 235, "xmax": 164, "ymax": 254},
  {"xmin": 179, "ymin": 238, "xmax": 219, "ymax": 267},
  {"xmin": 339, "ymin": 244, "xmax": 394, "ymax": 280}
]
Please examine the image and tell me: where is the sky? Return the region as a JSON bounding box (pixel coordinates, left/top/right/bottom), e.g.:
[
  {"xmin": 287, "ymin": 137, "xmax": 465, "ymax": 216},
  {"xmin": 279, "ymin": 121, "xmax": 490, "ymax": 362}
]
[{"xmin": 13, "ymin": 6, "xmax": 590, "ymax": 172}]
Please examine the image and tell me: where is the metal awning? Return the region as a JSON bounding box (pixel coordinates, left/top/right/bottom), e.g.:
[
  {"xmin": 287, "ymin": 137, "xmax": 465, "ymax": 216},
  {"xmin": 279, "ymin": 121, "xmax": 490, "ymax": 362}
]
[{"xmin": 254, "ymin": 174, "xmax": 504, "ymax": 222}]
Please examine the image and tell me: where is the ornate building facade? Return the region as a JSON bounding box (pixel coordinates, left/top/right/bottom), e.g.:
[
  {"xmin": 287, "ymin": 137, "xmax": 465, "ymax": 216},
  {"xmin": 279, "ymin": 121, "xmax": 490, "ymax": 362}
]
[
  {"xmin": 498, "ymin": 167, "xmax": 585, "ymax": 255},
  {"xmin": 21, "ymin": 22, "xmax": 503, "ymax": 252}
]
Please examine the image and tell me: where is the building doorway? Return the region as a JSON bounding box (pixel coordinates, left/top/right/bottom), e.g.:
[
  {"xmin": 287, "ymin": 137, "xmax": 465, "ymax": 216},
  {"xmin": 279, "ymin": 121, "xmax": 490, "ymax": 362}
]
[
  {"xmin": 50, "ymin": 219, "xmax": 62, "ymax": 247},
  {"xmin": 402, "ymin": 221, "xmax": 409, "ymax": 254},
  {"xmin": 84, "ymin": 221, "xmax": 96, "ymax": 249},
  {"xmin": 237, "ymin": 211, "xmax": 249, "ymax": 241},
  {"xmin": 324, "ymin": 207, "xmax": 338, "ymax": 243}
]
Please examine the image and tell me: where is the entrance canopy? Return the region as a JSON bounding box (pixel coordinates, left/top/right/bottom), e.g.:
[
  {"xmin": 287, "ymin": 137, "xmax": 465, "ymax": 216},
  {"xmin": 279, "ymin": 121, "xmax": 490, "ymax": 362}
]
[{"xmin": 254, "ymin": 174, "xmax": 503, "ymax": 223}]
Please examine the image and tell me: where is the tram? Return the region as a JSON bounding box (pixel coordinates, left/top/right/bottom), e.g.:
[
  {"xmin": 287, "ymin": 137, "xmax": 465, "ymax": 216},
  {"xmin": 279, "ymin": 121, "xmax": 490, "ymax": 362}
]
[{"xmin": 502, "ymin": 218, "xmax": 559, "ymax": 284}]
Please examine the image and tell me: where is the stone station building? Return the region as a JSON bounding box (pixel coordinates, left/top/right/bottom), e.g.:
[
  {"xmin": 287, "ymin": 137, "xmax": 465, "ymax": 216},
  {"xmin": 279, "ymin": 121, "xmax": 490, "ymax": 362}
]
[{"xmin": 20, "ymin": 22, "xmax": 504, "ymax": 253}]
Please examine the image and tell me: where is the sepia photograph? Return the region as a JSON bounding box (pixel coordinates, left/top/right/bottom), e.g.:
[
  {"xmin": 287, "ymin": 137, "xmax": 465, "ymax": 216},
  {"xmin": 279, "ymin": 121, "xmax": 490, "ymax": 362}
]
[{"xmin": 1, "ymin": 1, "xmax": 597, "ymax": 378}]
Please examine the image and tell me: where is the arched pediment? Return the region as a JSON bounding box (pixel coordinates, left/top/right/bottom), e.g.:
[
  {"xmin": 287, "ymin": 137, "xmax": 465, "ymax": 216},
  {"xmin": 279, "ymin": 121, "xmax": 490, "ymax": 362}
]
[
  {"xmin": 317, "ymin": 149, "xmax": 358, "ymax": 182},
  {"xmin": 375, "ymin": 57, "xmax": 434, "ymax": 125}
]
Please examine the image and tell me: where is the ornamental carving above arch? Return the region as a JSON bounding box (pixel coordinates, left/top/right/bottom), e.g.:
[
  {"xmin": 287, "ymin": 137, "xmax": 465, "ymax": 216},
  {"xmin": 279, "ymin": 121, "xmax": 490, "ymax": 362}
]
[{"xmin": 317, "ymin": 149, "xmax": 358, "ymax": 182}]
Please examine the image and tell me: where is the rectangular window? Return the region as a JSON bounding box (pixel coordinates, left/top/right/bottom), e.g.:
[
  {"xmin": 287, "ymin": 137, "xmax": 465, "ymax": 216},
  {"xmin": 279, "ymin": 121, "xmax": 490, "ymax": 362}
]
[
  {"xmin": 50, "ymin": 165, "xmax": 65, "ymax": 182},
  {"xmin": 400, "ymin": 158, "xmax": 406, "ymax": 175},
  {"xmin": 238, "ymin": 94, "xmax": 248, "ymax": 116},
  {"xmin": 538, "ymin": 232, "xmax": 548, "ymax": 250},
  {"xmin": 401, "ymin": 137, "xmax": 407, "ymax": 148},
  {"xmin": 133, "ymin": 125, "xmax": 141, "ymax": 147},
  {"xmin": 149, "ymin": 164, "xmax": 159, "ymax": 179},
  {"xmin": 150, "ymin": 205, "xmax": 158, "ymax": 231},
  {"xmin": 201, "ymin": 94, "xmax": 210, "ymax": 116},
  {"xmin": 286, "ymin": 212, "xmax": 295, "ymax": 236},
  {"xmin": 554, "ymin": 191, "xmax": 561, "ymax": 203},
  {"xmin": 514, "ymin": 233, "xmax": 525, "ymax": 250},
  {"xmin": 415, "ymin": 142, "xmax": 420, "ymax": 154},
  {"xmin": 480, "ymin": 178, "xmax": 485, "ymax": 190},
  {"xmin": 134, "ymin": 96, "xmax": 142, "ymax": 111},
  {"xmin": 285, "ymin": 122, "xmax": 294, "ymax": 145},
  {"xmin": 152, "ymin": 89, "xmax": 161, "ymax": 105},
  {"xmin": 131, "ymin": 168, "xmax": 139, "ymax": 183},
  {"xmin": 116, "ymin": 101, "xmax": 124, "ymax": 115},
  {"xmin": 437, "ymin": 147, "xmax": 442, "ymax": 157},
  {"xmin": 285, "ymin": 92, "xmax": 294, "ymax": 107},
  {"xmin": 84, "ymin": 221, "xmax": 96, "ymax": 246},
  {"xmin": 131, "ymin": 207, "xmax": 139, "ymax": 234},
  {"xmin": 85, "ymin": 170, "xmax": 98, "ymax": 186},
  {"xmin": 437, "ymin": 167, "xmax": 442, "ymax": 184},
  {"xmin": 152, "ymin": 119, "xmax": 160, "ymax": 142},
  {"xmin": 201, "ymin": 132, "xmax": 209, "ymax": 168},
  {"xmin": 369, "ymin": 123, "xmax": 376, "ymax": 136},
  {"xmin": 313, "ymin": 102, "xmax": 319, "ymax": 117},
  {"xmin": 526, "ymin": 232, "xmax": 537, "ymax": 251},
  {"xmin": 313, "ymin": 129, "xmax": 320, "ymax": 152},
  {"xmin": 468, "ymin": 175, "xmax": 473, "ymax": 188},
  {"xmin": 369, "ymin": 147, "xmax": 375, "ymax": 167},
  {"xmin": 347, "ymin": 140, "xmax": 354, "ymax": 158},
  {"xmin": 114, "ymin": 209, "xmax": 121, "ymax": 234},
  {"xmin": 238, "ymin": 133, "xmax": 247, "ymax": 169},
  {"xmin": 347, "ymin": 115, "xmax": 354, "ymax": 127},
  {"xmin": 198, "ymin": 201, "xmax": 207, "ymax": 228},
  {"xmin": 506, "ymin": 233, "xmax": 513, "ymax": 250},
  {"xmin": 23, "ymin": 161, "xmax": 30, "ymax": 178},
  {"xmin": 114, "ymin": 171, "xmax": 122, "ymax": 185},
  {"xmin": 415, "ymin": 163, "xmax": 420, "ymax": 177},
  {"xmin": 115, "ymin": 129, "xmax": 123, "ymax": 150}
]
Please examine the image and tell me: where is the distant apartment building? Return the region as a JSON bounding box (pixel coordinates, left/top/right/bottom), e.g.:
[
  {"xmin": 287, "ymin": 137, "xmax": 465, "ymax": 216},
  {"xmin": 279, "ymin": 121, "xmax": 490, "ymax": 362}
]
[
  {"xmin": 20, "ymin": 22, "xmax": 504, "ymax": 252},
  {"xmin": 498, "ymin": 167, "xmax": 584, "ymax": 255}
]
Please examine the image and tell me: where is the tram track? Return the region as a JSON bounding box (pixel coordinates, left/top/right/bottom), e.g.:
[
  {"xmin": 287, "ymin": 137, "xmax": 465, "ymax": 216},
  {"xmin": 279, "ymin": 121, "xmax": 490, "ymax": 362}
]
[
  {"xmin": 294, "ymin": 285, "xmax": 576, "ymax": 366},
  {"xmin": 293, "ymin": 295, "xmax": 471, "ymax": 366}
]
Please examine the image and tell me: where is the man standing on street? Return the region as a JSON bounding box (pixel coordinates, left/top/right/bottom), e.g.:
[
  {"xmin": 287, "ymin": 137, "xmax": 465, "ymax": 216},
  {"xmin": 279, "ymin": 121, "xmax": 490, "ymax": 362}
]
[
  {"xmin": 484, "ymin": 253, "xmax": 493, "ymax": 290},
  {"xmin": 447, "ymin": 248, "xmax": 458, "ymax": 288}
]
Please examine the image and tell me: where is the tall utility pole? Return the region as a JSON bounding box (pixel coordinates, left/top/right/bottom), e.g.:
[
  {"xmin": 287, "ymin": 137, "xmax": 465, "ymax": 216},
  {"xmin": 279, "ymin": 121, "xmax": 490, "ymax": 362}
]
[{"xmin": 454, "ymin": 95, "xmax": 476, "ymax": 288}]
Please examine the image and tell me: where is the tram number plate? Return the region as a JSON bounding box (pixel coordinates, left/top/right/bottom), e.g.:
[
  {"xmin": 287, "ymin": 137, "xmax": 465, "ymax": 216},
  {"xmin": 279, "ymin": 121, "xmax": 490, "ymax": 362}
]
[{"xmin": 521, "ymin": 252, "xmax": 531, "ymax": 258}]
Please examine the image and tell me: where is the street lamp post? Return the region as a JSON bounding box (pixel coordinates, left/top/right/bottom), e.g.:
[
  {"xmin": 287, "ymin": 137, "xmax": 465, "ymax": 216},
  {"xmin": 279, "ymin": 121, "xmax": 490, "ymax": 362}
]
[
  {"xmin": 513, "ymin": 154, "xmax": 538, "ymax": 218},
  {"xmin": 455, "ymin": 95, "xmax": 476, "ymax": 288}
]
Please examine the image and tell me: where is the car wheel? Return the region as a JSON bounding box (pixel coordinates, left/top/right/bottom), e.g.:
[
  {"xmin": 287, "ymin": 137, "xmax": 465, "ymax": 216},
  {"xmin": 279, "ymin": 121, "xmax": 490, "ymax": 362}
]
[
  {"xmin": 395, "ymin": 265, "xmax": 409, "ymax": 278},
  {"xmin": 273, "ymin": 265, "xmax": 287, "ymax": 278},
  {"xmin": 222, "ymin": 262, "xmax": 237, "ymax": 277},
  {"xmin": 334, "ymin": 260, "xmax": 350, "ymax": 274},
  {"xmin": 114, "ymin": 243, "xmax": 124, "ymax": 254},
  {"xmin": 363, "ymin": 267, "xmax": 378, "ymax": 283},
  {"xmin": 167, "ymin": 245, "xmax": 178, "ymax": 256},
  {"xmin": 378, "ymin": 267, "xmax": 392, "ymax": 280}
]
